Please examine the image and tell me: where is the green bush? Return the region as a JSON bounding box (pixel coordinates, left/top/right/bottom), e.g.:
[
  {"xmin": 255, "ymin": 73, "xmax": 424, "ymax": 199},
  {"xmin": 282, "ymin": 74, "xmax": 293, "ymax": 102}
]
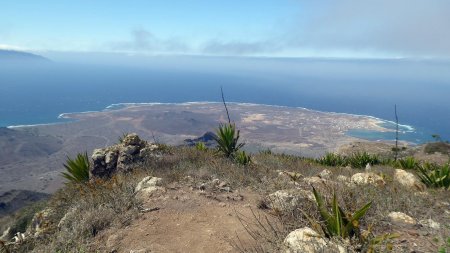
[
  {"xmin": 213, "ymin": 123, "xmax": 244, "ymax": 158},
  {"xmin": 310, "ymin": 187, "xmax": 372, "ymax": 239},
  {"xmin": 347, "ymin": 152, "xmax": 380, "ymax": 168},
  {"xmin": 316, "ymin": 153, "xmax": 347, "ymax": 167},
  {"xmin": 417, "ymin": 163, "xmax": 450, "ymax": 189},
  {"xmin": 61, "ymin": 152, "xmax": 90, "ymax": 184},
  {"xmin": 235, "ymin": 150, "xmax": 251, "ymax": 165},
  {"xmin": 259, "ymin": 149, "xmax": 272, "ymax": 155},
  {"xmin": 397, "ymin": 156, "xmax": 419, "ymax": 170},
  {"xmin": 195, "ymin": 142, "xmax": 207, "ymax": 151},
  {"xmin": 316, "ymin": 152, "xmax": 380, "ymax": 168}
]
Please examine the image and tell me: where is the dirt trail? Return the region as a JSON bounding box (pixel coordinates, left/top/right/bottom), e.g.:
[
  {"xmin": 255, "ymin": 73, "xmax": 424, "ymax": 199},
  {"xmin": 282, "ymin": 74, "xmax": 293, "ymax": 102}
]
[{"xmin": 97, "ymin": 186, "xmax": 261, "ymax": 253}]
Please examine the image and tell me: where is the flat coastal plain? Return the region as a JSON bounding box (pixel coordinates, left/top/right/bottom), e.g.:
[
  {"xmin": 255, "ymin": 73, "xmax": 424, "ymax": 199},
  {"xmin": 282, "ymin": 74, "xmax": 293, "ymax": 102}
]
[{"xmin": 1, "ymin": 102, "xmax": 388, "ymax": 198}]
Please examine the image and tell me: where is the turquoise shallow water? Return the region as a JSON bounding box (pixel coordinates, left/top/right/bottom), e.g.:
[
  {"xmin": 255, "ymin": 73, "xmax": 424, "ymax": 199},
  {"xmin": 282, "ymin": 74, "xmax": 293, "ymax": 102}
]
[{"xmin": 346, "ymin": 121, "xmax": 430, "ymax": 143}]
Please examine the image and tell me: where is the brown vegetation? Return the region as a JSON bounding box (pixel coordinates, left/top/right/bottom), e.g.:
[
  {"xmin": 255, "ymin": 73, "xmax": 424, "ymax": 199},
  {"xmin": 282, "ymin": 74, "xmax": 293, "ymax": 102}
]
[{"xmin": 1, "ymin": 145, "xmax": 449, "ymax": 252}]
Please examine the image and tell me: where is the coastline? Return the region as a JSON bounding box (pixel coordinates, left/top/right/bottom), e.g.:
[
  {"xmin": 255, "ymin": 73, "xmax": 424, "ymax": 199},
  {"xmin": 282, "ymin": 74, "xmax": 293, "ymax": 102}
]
[
  {"xmin": 7, "ymin": 101, "xmax": 412, "ymax": 139},
  {"xmin": 1, "ymin": 101, "xmax": 421, "ymax": 197}
]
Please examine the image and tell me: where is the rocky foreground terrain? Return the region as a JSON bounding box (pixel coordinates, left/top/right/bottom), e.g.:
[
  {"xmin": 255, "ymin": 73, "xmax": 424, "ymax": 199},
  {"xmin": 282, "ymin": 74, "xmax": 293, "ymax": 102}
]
[{"xmin": 0, "ymin": 134, "xmax": 449, "ymax": 253}]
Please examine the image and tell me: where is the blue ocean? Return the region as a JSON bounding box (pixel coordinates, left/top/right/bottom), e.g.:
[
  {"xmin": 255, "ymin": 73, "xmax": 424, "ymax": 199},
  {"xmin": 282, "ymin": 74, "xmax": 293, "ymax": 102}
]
[{"xmin": 0, "ymin": 56, "xmax": 449, "ymax": 142}]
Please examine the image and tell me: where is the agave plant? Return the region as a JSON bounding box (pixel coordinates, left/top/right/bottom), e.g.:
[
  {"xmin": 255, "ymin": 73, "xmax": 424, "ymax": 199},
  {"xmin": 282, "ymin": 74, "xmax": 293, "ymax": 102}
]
[
  {"xmin": 348, "ymin": 152, "xmax": 380, "ymax": 168},
  {"xmin": 213, "ymin": 123, "xmax": 244, "ymax": 158},
  {"xmin": 235, "ymin": 150, "xmax": 251, "ymax": 165},
  {"xmin": 311, "ymin": 187, "xmax": 372, "ymax": 239},
  {"xmin": 61, "ymin": 152, "xmax": 90, "ymax": 184},
  {"xmin": 397, "ymin": 156, "xmax": 418, "ymax": 170},
  {"xmin": 316, "ymin": 153, "xmax": 347, "ymax": 167},
  {"xmin": 416, "ymin": 163, "xmax": 450, "ymax": 189},
  {"xmin": 195, "ymin": 142, "xmax": 207, "ymax": 151}
]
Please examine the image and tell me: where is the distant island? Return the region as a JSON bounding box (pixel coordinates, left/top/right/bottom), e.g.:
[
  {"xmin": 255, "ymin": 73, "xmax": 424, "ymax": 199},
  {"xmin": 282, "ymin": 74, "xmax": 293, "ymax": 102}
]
[{"xmin": 0, "ymin": 49, "xmax": 50, "ymax": 62}]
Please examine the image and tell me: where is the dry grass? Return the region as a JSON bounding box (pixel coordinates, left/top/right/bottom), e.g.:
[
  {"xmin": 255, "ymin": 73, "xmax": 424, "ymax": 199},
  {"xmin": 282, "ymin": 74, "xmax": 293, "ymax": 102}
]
[
  {"xmin": 4, "ymin": 145, "xmax": 450, "ymax": 252},
  {"xmin": 424, "ymin": 142, "xmax": 450, "ymax": 155}
]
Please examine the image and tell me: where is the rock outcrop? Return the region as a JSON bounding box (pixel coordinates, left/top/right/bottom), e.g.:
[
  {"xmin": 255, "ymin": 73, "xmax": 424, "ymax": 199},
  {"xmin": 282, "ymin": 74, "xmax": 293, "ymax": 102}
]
[
  {"xmin": 90, "ymin": 133, "xmax": 158, "ymax": 179},
  {"xmin": 284, "ymin": 227, "xmax": 346, "ymax": 253},
  {"xmin": 268, "ymin": 189, "xmax": 314, "ymax": 212}
]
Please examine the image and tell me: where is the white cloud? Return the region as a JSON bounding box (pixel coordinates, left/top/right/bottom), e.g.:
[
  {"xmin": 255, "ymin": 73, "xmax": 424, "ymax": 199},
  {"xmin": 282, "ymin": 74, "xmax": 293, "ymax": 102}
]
[
  {"xmin": 109, "ymin": 28, "xmax": 189, "ymax": 54},
  {"xmin": 0, "ymin": 44, "xmax": 26, "ymax": 51},
  {"xmin": 287, "ymin": 0, "xmax": 450, "ymax": 58}
]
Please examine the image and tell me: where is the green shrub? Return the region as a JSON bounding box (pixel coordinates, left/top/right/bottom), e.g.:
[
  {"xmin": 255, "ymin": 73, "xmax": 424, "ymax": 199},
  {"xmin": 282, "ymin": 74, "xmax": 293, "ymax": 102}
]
[
  {"xmin": 397, "ymin": 156, "xmax": 419, "ymax": 170},
  {"xmin": 347, "ymin": 152, "xmax": 380, "ymax": 168},
  {"xmin": 195, "ymin": 142, "xmax": 207, "ymax": 151},
  {"xmin": 316, "ymin": 152, "xmax": 381, "ymax": 168},
  {"xmin": 213, "ymin": 123, "xmax": 244, "ymax": 158},
  {"xmin": 310, "ymin": 187, "xmax": 372, "ymax": 239},
  {"xmin": 235, "ymin": 150, "xmax": 251, "ymax": 165},
  {"xmin": 61, "ymin": 152, "xmax": 90, "ymax": 184},
  {"xmin": 417, "ymin": 163, "xmax": 450, "ymax": 189},
  {"xmin": 316, "ymin": 153, "xmax": 347, "ymax": 167},
  {"xmin": 259, "ymin": 149, "xmax": 272, "ymax": 155}
]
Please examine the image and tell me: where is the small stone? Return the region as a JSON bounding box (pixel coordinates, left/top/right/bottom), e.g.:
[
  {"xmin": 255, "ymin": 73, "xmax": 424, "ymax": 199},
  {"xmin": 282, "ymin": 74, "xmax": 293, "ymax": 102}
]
[
  {"xmin": 220, "ymin": 186, "xmax": 231, "ymax": 192},
  {"xmin": 394, "ymin": 169, "xmax": 426, "ymax": 191},
  {"xmin": 336, "ymin": 175, "xmax": 349, "ymax": 182},
  {"xmin": 219, "ymin": 181, "xmax": 228, "ymax": 188},
  {"xmin": 212, "ymin": 178, "xmax": 220, "ymax": 186},
  {"xmin": 284, "ymin": 227, "xmax": 347, "ymax": 253},
  {"xmin": 135, "ymin": 176, "xmax": 165, "ymax": 199},
  {"xmin": 268, "ymin": 189, "xmax": 314, "ymax": 212},
  {"xmin": 135, "ymin": 176, "xmax": 163, "ymax": 192},
  {"xmin": 365, "ymin": 163, "xmax": 372, "ymax": 171},
  {"xmin": 418, "ymin": 218, "xmax": 440, "ymax": 229},
  {"xmin": 281, "ymin": 171, "xmax": 303, "ymax": 181},
  {"xmin": 318, "ymin": 169, "xmax": 332, "ymax": 179},
  {"xmin": 351, "ymin": 173, "xmax": 385, "ymax": 186},
  {"xmin": 303, "ymin": 176, "xmax": 324, "ymax": 185},
  {"xmin": 388, "ymin": 212, "xmax": 417, "ymax": 225}
]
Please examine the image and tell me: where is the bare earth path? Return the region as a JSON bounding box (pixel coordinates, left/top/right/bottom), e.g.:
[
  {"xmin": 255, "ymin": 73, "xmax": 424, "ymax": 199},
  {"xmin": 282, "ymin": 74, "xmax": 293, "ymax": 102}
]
[{"xmin": 97, "ymin": 186, "xmax": 261, "ymax": 253}]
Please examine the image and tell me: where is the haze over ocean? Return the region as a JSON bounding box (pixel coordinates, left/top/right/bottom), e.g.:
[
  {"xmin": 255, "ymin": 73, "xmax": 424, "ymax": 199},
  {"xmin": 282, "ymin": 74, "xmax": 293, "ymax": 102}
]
[{"xmin": 0, "ymin": 56, "xmax": 449, "ymax": 143}]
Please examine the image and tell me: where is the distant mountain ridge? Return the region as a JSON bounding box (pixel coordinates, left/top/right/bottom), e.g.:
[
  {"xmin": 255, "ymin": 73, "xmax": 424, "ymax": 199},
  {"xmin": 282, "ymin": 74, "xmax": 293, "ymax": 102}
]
[{"xmin": 0, "ymin": 49, "xmax": 50, "ymax": 62}]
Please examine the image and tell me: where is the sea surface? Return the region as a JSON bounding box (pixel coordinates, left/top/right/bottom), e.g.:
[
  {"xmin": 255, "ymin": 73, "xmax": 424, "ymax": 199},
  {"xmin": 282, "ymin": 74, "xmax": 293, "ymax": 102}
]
[{"xmin": 1, "ymin": 56, "xmax": 449, "ymax": 143}]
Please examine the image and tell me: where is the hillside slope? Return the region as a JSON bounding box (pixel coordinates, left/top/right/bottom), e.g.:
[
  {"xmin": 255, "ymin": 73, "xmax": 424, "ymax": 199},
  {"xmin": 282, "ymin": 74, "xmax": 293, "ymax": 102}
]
[{"xmin": 1, "ymin": 135, "xmax": 449, "ymax": 252}]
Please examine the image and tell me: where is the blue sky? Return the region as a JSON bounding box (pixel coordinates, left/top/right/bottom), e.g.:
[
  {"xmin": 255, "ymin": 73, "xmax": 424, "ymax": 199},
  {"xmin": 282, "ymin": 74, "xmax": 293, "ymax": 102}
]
[{"xmin": 1, "ymin": 0, "xmax": 450, "ymax": 58}]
